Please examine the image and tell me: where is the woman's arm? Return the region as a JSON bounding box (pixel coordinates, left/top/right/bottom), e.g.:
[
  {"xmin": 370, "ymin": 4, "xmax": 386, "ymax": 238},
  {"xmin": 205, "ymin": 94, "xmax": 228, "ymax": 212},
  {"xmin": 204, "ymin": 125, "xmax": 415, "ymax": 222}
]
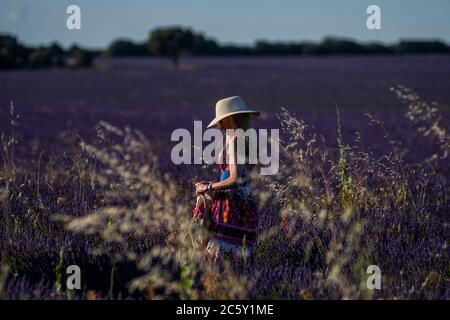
[
  {"xmin": 196, "ymin": 158, "xmax": 239, "ymax": 194},
  {"xmin": 210, "ymin": 161, "xmax": 238, "ymax": 190},
  {"xmin": 195, "ymin": 136, "xmax": 241, "ymax": 194},
  {"xmin": 211, "ymin": 135, "xmax": 240, "ymax": 190}
]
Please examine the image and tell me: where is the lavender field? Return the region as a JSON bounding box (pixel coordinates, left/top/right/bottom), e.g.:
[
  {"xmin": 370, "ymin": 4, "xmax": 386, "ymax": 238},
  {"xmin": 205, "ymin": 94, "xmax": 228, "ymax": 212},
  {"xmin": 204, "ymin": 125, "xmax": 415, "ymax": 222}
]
[{"xmin": 0, "ymin": 55, "xmax": 449, "ymax": 299}]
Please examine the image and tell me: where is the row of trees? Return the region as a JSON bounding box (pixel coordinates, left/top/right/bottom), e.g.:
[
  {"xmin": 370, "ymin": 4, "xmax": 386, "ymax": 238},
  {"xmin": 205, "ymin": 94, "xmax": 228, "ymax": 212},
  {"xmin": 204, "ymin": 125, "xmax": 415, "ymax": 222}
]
[
  {"xmin": 2, "ymin": 26, "xmax": 450, "ymax": 69},
  {"xmin": 0, "ymin": 34, "xmax": 95, "ymax": 70},
  {"xmin": 110, "ymin": 27, "xmax": 450, "ymax": 65}
]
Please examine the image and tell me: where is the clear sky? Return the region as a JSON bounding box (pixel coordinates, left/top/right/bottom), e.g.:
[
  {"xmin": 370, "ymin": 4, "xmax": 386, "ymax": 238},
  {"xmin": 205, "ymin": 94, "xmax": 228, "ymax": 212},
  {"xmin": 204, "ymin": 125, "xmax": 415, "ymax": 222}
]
[{"xmin": 1, "ymin": 0, "xmax": 449, "ymax": 48}]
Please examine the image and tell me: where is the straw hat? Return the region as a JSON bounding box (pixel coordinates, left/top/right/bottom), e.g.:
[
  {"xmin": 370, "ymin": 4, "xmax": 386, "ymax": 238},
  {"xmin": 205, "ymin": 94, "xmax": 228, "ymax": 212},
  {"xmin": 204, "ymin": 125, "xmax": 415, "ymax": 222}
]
[{"xmin": 207, "ymin": 96, "xmax": 260, "ymax": 128}]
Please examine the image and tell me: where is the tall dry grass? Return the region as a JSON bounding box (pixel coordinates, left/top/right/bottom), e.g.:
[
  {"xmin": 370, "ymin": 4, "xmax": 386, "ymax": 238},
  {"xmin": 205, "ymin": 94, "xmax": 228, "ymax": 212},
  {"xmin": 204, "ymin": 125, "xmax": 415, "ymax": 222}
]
[{"xmin": 0, "ymin": 86, "xmax": 448, "ymax": 299}]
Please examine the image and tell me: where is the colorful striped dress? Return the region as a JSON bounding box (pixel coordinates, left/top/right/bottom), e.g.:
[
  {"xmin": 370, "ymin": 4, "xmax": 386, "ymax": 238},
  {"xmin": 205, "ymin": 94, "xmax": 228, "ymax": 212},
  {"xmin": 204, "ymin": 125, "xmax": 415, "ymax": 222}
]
[{"xmin": 194, "ymin": 141, "xmax": 258, "ymax": 263}]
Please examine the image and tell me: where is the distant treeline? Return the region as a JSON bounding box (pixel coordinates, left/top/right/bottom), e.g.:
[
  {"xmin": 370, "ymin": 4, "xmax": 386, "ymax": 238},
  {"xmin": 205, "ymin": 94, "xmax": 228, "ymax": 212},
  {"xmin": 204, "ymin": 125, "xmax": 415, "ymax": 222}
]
[
  {"xmin": 0, "ymin": 34, "xmax": 97, "ymax": 69},
  {"xmin": 1, "ymin": 26, "xmax": 450, "ymax": 69},
  {"xmin": 110, "ymin": 27, "xmax": 450, "ymax": 61}
]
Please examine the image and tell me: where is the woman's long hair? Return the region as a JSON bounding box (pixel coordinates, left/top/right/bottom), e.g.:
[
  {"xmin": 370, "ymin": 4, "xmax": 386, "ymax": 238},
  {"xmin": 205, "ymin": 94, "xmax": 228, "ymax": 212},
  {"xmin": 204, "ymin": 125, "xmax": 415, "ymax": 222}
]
[{"xmin": 228, "ymin": 114, "xmax": 255, "ymax": 167}]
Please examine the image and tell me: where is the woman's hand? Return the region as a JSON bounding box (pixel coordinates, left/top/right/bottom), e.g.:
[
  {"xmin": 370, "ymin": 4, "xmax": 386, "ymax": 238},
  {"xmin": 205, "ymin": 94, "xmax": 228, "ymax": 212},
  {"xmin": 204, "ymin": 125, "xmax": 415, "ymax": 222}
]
[{"xmin": 194, "ymin": 181, "xmax": 210, "ymax": 195}]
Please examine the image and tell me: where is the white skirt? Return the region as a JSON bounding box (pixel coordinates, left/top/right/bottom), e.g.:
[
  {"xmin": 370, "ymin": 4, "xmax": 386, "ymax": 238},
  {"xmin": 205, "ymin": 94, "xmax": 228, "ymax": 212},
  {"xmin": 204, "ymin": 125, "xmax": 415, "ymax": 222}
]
[{"xmin": 205, "ymin": 238, "xmax": 255, "ymax": 263}]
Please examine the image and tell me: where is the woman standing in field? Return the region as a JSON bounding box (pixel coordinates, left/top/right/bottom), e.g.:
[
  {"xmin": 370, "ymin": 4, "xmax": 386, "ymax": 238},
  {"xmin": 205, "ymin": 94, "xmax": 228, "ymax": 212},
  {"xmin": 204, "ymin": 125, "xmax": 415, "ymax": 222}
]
[{"xmin": 193, "ymin": 96, "xmax": 260, "ymax": 266}]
